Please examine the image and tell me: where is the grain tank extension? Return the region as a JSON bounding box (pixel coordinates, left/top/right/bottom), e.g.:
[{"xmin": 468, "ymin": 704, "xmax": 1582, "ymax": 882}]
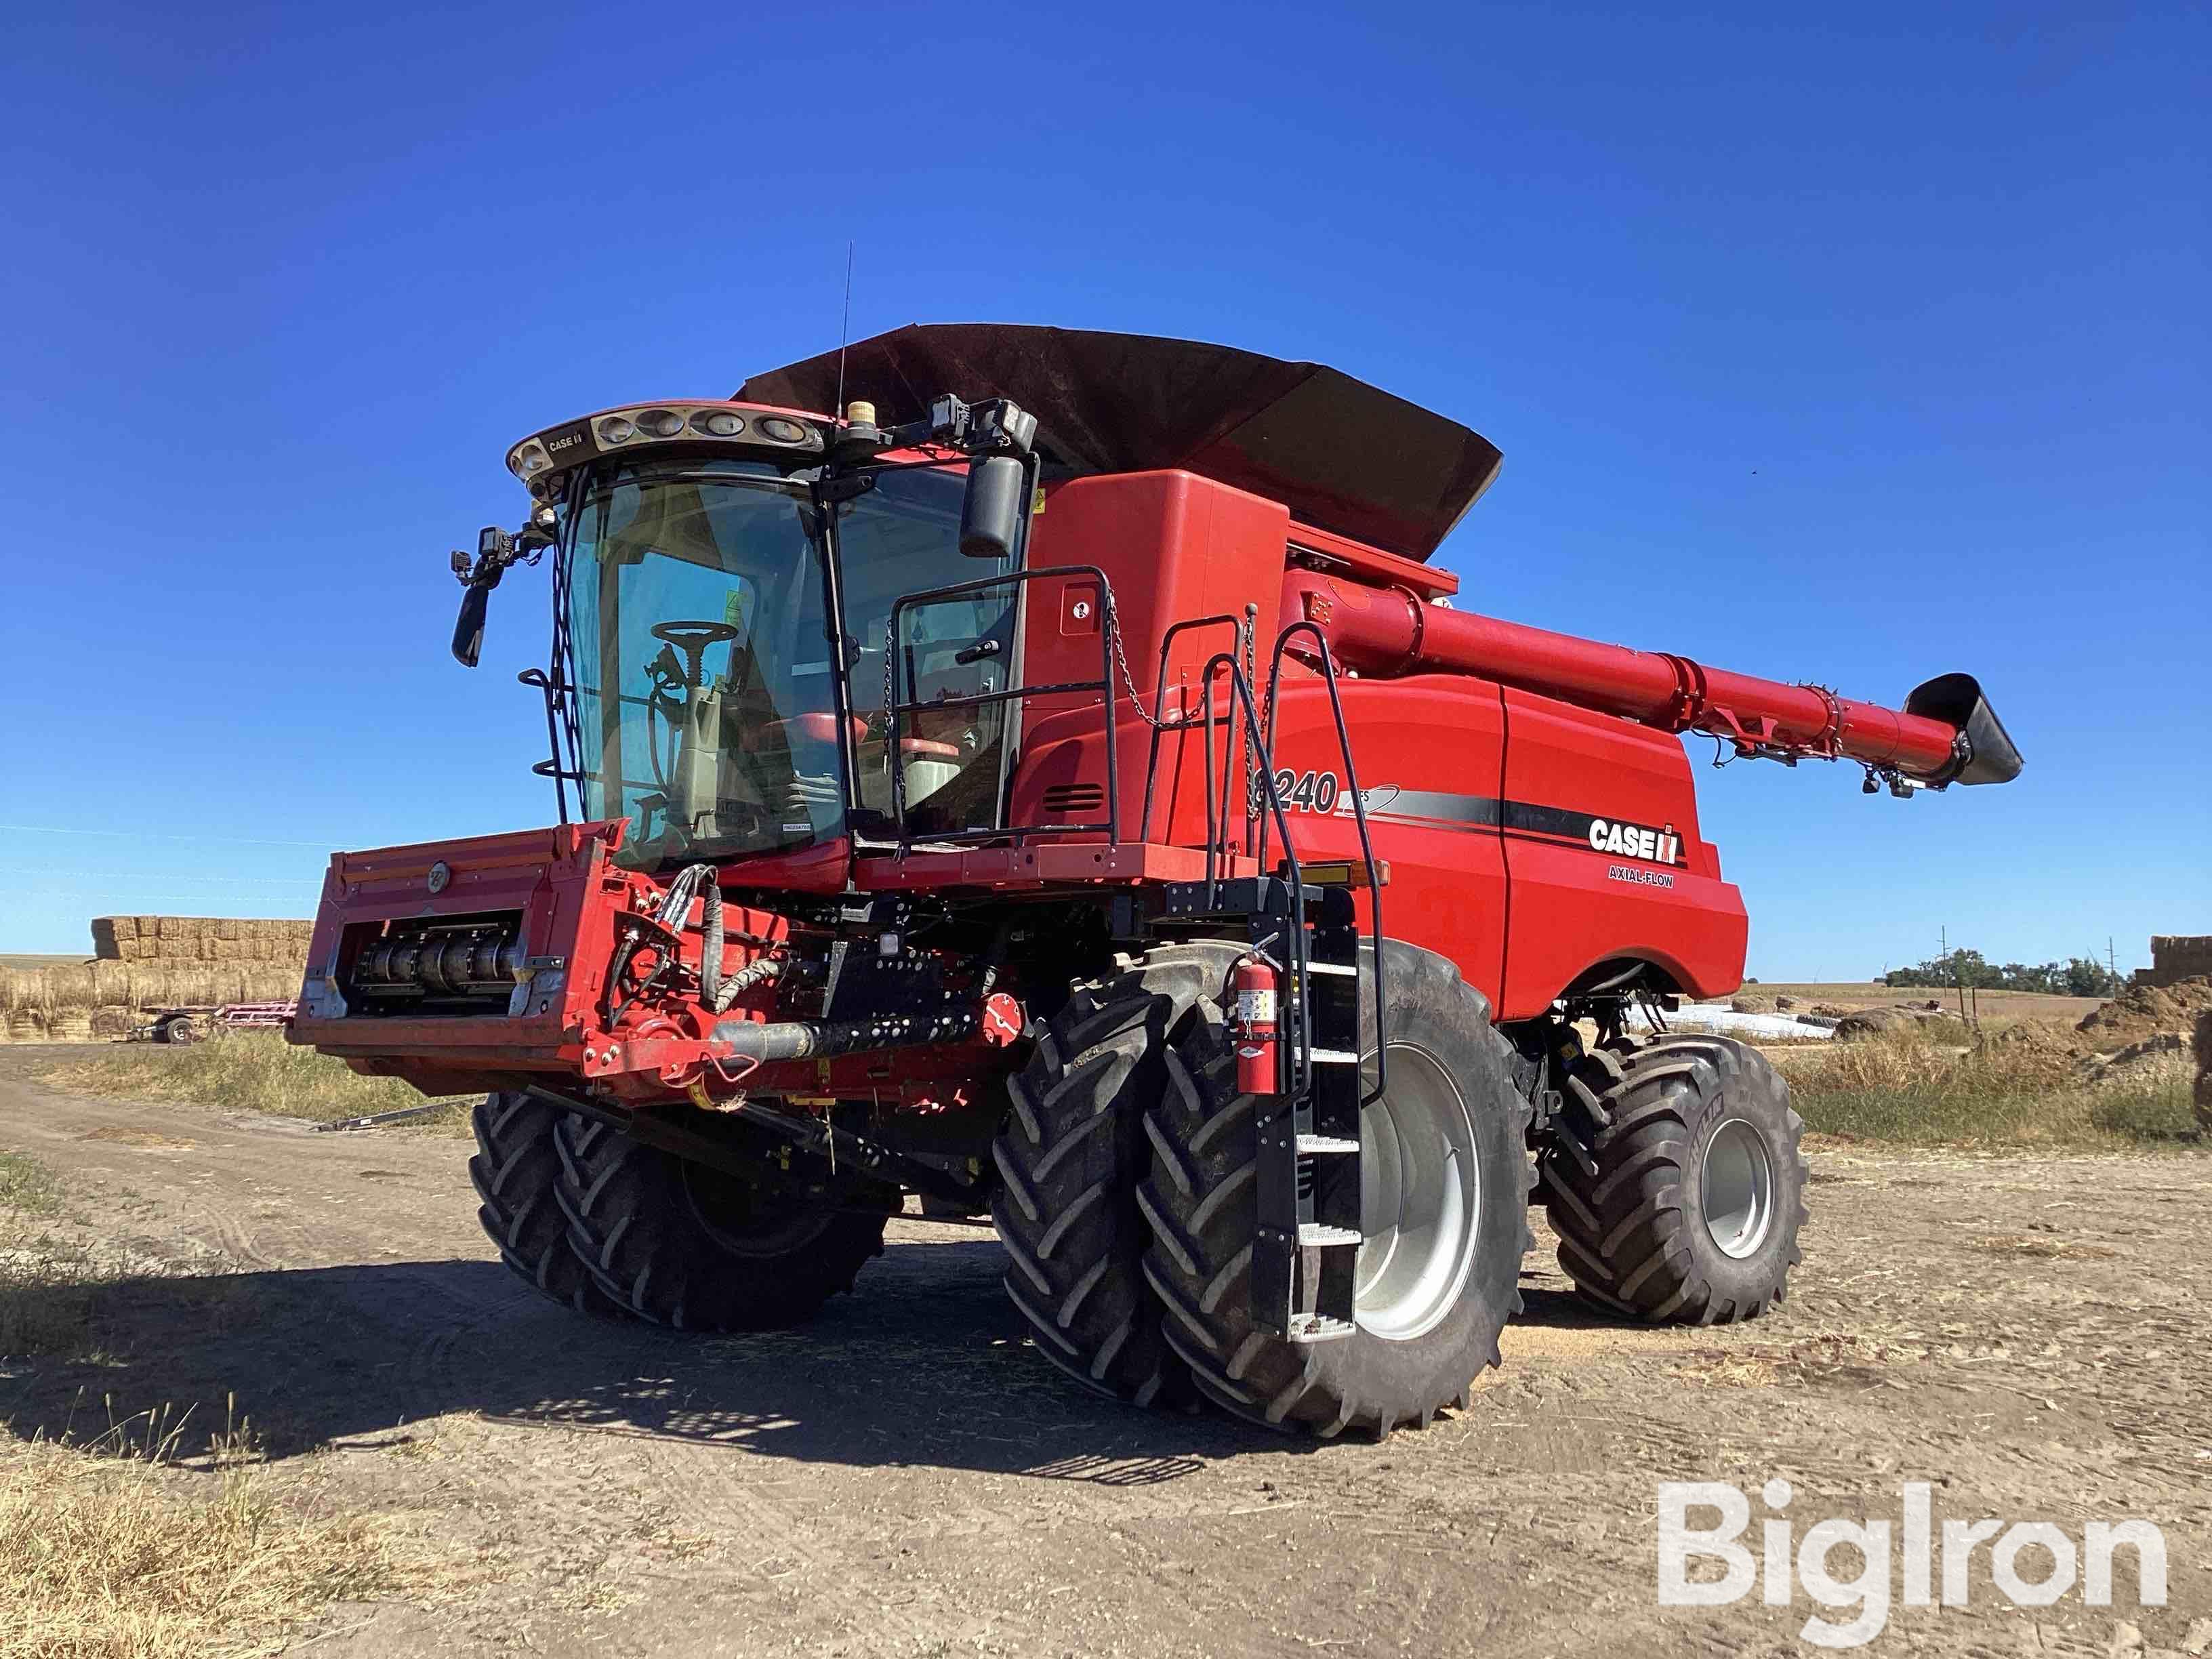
[{"xmin": 289, "ymin": 324, "xmax": 2020, "ymax": 1436}]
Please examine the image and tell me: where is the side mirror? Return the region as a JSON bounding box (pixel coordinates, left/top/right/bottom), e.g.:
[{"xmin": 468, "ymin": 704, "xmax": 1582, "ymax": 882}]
[
  {"xmin": 452, "ymin": 583, "xmax": 491, "ymax": 668},
  {"xmin": 959, "ymin": 455, "xmax": 1025, "ymax": 560}
]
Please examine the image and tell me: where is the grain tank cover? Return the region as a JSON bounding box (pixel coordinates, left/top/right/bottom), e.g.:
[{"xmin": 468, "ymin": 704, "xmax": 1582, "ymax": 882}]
[{"xmin": 739, "ymin": 323, "xmax": 1503, "ymax": 560}]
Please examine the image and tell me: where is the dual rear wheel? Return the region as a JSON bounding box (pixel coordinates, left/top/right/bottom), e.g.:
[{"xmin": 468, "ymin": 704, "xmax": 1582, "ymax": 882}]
[{"xmin": 993, "ymin": 945, "xmax": 1809, "ymax": 1434}]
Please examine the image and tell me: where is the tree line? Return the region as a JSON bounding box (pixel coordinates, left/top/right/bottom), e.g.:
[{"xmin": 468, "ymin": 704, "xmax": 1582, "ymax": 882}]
[{"xmin": 1883, "ymin": 950, "xmax": 2123, "ymax": 998}]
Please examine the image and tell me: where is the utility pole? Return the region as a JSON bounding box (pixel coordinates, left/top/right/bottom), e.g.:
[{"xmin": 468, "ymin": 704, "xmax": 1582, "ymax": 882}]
[{"xmin": 1943, "ymin": 925, "xmax": 1967, "ymax": 1025}]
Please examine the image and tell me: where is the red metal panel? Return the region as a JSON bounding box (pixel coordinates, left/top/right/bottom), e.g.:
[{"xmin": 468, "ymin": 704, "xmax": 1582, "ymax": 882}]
[
  {"xmin": 1259, "ymin": 676, "xmax": 1512, "ymax": 1008},
  {"xmin": 856, "ymin": 840, "xmax": 1245, "ymax": 893},
  {"xmin": 1496, "ymin": 689, "xmax": 1746, "ymax": 1015},
  {"xmin": 1019, "ymin": 470, "xmax": 1290, "ymax": 745}
]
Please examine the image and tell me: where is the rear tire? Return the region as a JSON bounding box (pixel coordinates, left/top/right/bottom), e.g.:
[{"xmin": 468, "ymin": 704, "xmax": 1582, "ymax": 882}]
[
  {"xmin": 469, "ymin": 1092, "xmax": 623, "ymax": 1317},
  {"xmin": 1139, "ymin": 939, "xmax": 1533, "ymax": 1437},
  {"xmin": 989, "ymin": 945, "xmax": 1241, "ymax": 1408},
  {"xmin": 555, "ymin": 1115, "xmax": 889, "ymax": 1331},
  {"xmin": 1540, "ymin": 1033, "xmax": 1808, "ymax": 1324}
]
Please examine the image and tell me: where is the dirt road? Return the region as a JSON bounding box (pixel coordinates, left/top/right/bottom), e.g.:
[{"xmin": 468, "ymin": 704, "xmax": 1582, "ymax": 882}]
[{"xmin": 2, "ymin": 1050, "xmax": 2205, "ymax": 1656}]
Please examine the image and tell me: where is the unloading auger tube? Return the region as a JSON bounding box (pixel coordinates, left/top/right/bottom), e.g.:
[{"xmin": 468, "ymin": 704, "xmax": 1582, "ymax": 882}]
[{"xmin": 1282, "ymin": 571, "xmax": 2023, "ymax": 789}]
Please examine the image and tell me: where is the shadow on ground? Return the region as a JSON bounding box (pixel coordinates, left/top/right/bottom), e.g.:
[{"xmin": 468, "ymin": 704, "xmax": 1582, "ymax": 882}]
[
  {"xmin": 1, "ymin": 1232, "xmax": 1621, "ymax": 1479},
  {"xmin": 0, "ymin": 1239, "xmax": 1192, "ymax": 1477}
]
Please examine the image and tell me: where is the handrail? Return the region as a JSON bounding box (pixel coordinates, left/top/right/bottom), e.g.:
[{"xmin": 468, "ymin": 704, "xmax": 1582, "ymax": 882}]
[
  {"xmin": 1138, "ymin": 613, "xmax": 1249, "ymax": 844},
  {"xmin": 885, "ymin": 564, "xmax": 1122, "ymax": 853},
  {"xmin": 1193, "ymin": 648, "xmax": 1328, "ymax": 1103},
  {"xmin": 1263, "ymin": 621, "xmax": 1389, "ymax": 1103}
]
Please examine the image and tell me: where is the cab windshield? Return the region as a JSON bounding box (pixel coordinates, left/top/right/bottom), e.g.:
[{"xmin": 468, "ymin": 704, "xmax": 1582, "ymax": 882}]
[{"xmin": 562, "ymin": 457, "xmax": 1013, "ymax": 869}]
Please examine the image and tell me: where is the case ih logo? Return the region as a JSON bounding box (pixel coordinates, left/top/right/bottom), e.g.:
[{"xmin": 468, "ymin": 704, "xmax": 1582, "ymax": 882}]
[{"xmin": 1586, "ymin": 817, "xmax": 1681, "ymax": 866}]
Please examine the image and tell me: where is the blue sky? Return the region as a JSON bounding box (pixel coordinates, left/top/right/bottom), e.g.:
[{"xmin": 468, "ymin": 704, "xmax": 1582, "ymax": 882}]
[{"xmin": 2, "ymin": 2, "xmax": 2204, "ymax": 975}]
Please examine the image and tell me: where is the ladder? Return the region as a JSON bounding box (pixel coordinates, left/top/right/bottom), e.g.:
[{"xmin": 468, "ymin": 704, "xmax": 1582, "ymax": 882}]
[{"xmin": 1158, "ymin": 621, "xmax": 1387, "ymax": 1343}]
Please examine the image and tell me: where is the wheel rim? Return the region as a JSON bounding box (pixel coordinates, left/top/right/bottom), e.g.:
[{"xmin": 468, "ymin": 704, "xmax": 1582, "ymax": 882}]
[
  {"xmin": 679, "ymin": 1162, "xmax": 834, "ymax": 1258},
  {"xmin": 1701, "ymin": 1118, "xmax": 1775, "ymax": 1259},
  {"xmin": 1354, "ymin": 1045, "xmax": 1481, "ymax": 1341}
]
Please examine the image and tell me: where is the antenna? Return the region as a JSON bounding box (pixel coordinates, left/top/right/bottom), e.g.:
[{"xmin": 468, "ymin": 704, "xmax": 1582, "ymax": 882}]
[{"xmin": 833, "ymin": 241, "xmax": 855, "ymax": 418}]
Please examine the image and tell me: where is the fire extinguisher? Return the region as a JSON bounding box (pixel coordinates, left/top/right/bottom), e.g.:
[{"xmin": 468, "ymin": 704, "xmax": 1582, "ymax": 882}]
[{"xmin": 1231, "ymin": 956, "xmax": 1280, "ymax": 1097}]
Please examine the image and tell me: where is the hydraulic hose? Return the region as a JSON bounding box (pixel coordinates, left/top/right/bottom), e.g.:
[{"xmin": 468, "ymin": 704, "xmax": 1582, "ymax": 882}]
[{"xmin": 659, "ymin": 864, "xmax": 783, "ymax": 1014}]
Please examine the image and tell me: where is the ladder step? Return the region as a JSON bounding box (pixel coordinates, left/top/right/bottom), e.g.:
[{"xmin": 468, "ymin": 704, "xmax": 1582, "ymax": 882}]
[
  {"xmin": 1296, "ymin": 1134, "xmax": 1359, "ymax": 1154},
  {"xmin": 1307, "ymin": 1048, "xmax": 1360, "ymax": 1065},
  {"xmin": 1298, "ymin": 1223, "xmax": 1361, "ymax": 1247},
  {"xmin": 1301, "ymin": 961, "xmax": 1357, "ymax": 978},
  {"xmin": 1286, "ymin": 1313, "xmax": 1357, "ymax": 1345}
]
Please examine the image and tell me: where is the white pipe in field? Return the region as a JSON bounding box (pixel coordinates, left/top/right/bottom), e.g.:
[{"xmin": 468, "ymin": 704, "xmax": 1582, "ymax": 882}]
[{"xmin": 1626, "ymin": 1005, "xmax": 1836, "ymax": 1042}]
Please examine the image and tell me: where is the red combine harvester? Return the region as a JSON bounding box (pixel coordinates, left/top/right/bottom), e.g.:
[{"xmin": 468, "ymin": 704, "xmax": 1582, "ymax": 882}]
[{"xmin": 291, "ymin": 325, "xmax": 2019, "ymax": 1435}]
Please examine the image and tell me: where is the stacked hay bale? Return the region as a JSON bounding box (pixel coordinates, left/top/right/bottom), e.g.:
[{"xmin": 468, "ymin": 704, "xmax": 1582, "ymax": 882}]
[
  {"xmin": 0, "ymin": 917, "xmax": 310, "ymax": 1043},
  {"xmin": 90, "ymin": 916, "xmax": 315, "ymax": 965},
  {"xmin": 2196, "ymin": 1009, "xmax": 2212, "ymax": 1135}
]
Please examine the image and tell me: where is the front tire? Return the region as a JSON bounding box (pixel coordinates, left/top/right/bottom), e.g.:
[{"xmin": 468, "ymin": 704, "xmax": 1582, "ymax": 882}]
[
  {"xmin": 1139, "ymin": 940, "xmax": 1533, "ymax": 1437},
  {"xmin": 469, "ymin": 1092, "xmax": 623, "ymax": 1317},
  {"xmin": 555, "ymin": 1116, "xmax": 890, "ymax": 1331},
  {"xmin": 1540, "ymin": 1034, "xmax": 1808, "ymax": 1324}
]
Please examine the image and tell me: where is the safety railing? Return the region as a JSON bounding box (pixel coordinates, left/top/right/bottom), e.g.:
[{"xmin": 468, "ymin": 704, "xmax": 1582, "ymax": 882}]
[{"xmin": 885, "ymin": 565, "xmax": 1123, "ymax": 852}]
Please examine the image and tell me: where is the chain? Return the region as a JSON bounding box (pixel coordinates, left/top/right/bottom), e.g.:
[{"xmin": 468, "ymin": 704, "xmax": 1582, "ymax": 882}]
[
  {"xmin": 882, "ymin": 617, "xmax": 895, "ymax": 734},
  {"xmin": 1107, "ymin": 607, "xmax": 1172, "ymax": 731}
]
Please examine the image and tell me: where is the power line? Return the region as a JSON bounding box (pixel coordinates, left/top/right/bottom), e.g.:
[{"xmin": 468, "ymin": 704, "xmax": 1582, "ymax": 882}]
[
  {"xmin": 7, "ymin": 888, "xmax": 318, "ymax": 907},
  {"xmin": 0, "ymin": 823, "xmax": 341, "ymax": 850},
  {"xmin": 0, "ymin": 867, "xmax": 320, "ymax": 888}
]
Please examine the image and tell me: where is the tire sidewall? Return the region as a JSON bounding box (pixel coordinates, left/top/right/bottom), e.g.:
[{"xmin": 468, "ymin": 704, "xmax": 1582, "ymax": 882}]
[
  {"xmin": 1677, "ymin": 1052, "xmax": 1797, "ymax": 1309},
  {"xmin": 1289, "ymin": 941, "xmax": 1528, "ymax": 1410}
]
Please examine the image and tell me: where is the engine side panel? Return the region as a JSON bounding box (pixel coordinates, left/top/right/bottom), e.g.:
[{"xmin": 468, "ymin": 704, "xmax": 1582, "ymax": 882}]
[
  {"xmin": 1495, "ymin": 687, "xmax": 1746, "ymax": 1015},
  {"xmin": 1256, "ymin": 674, "xmax": 1512, "ymax": 1008},
  {"xmin": 1019, "ymin": 469, "xmax": 1289, "ymax": 747}
]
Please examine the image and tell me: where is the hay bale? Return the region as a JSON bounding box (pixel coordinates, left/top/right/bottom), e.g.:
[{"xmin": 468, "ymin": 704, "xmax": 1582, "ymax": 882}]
[
  {"xmin": 1731, "ymin": 994, "xmax": 1775, "ymax": 1014},
  {"xmin": 87, "ymin": 963, "xmax": 132, "ymax": 1007},
  {"xmin": 88, "ymin": 1006, "xmax": 137, "ymax": 1040},
  {"xmin": 1836, "ymin": 1007, "xmax": 1914, "ymax": 1041},
  {"xmin": 2194, "ymin": 1010, "xmax": 2212, "ymax": 1135}
]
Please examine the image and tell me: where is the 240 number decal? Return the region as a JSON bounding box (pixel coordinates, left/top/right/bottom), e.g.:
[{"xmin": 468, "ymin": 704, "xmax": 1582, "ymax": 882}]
[{"xmin": 1259, "ymin": 768, "xmax": 1342, "ymax": 815}]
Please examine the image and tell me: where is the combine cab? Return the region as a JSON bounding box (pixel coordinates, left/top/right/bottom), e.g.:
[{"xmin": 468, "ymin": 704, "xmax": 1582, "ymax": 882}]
[{"xmin": 291, "ymin": 325, "xmax": 2019, "ymax": 1435}]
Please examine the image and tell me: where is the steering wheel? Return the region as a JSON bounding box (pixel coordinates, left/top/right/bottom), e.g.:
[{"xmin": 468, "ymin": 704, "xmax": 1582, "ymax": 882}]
[{"xmin": 651, "ymin": 619, "xmax": 743, "ymax": 689}]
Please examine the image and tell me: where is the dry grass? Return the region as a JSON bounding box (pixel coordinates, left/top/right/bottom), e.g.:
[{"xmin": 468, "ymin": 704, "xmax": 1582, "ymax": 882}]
[
  {"xmin": 0, "ymin": 1151, "xmax": 64, "ymax": 1217},
  {"xmin": 1791, "ymin": 1022, "xmax": 2198, "ymax": 1150},
  {"xmin": 1, "ymin": 1416, "xmax": 426, "ymax": 1659},
  {"xmin": 1, "ymin": 1159, "xmax": 462, "ymax": 1656},
  {"xmin": 34, "ymin": 1035, "xmax": 471, "ymax": 1136},
  {"xmin": 0, "ymin": 1151, "xmax": 99, "ymax": 1359}
]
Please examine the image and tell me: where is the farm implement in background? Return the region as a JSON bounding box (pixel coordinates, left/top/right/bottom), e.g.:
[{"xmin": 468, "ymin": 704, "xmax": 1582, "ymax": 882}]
[{"xmin": 133, "ymin": 1002, "xmax": 298, "ymax": 1045}]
